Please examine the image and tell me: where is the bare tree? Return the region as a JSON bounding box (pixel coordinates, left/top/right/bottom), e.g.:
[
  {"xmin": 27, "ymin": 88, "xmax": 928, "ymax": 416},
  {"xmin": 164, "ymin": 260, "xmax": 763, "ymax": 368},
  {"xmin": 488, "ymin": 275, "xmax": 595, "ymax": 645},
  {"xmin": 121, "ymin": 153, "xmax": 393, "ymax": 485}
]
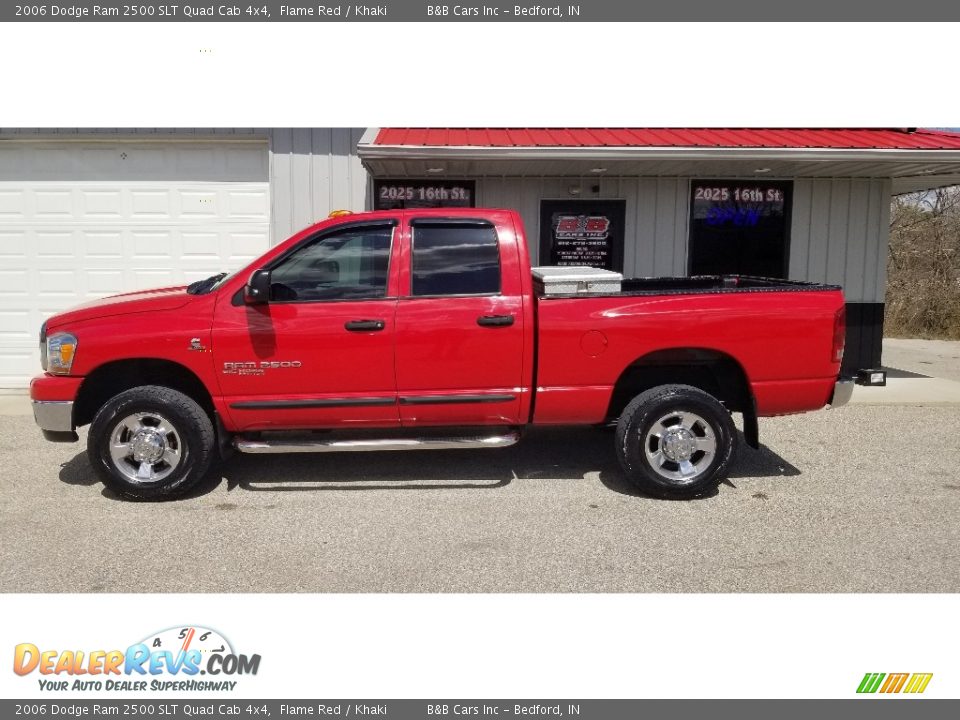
[{"xmin": 886, "ymin": 186, "xmax": 960, "ymax": 339}]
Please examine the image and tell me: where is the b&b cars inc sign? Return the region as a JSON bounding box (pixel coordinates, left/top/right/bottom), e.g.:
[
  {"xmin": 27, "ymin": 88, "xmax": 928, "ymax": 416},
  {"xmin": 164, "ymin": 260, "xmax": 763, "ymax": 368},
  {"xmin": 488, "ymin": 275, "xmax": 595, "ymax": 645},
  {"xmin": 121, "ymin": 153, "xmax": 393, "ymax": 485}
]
[{"xmin": 551, "ymin": 213, "xmax": 613, "ymax": 268}]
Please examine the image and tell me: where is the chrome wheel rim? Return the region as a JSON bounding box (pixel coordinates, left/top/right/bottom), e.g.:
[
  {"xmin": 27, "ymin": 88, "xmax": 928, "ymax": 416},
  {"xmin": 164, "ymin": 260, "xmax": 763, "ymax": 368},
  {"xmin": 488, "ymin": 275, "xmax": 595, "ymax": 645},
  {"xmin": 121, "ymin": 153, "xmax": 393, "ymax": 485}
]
[
  {"xmin": 108, "ymin": 412, "xmax": 183, "ymax": 484},
  {"xmin": 643, "ymin": 410, "xmax": 716, "ymax": 484}
]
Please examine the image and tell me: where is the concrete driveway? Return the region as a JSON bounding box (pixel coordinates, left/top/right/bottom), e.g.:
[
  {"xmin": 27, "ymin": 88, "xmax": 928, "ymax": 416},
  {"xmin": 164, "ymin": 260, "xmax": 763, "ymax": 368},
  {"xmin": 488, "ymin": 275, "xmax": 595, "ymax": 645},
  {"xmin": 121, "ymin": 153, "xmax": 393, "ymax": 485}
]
[
  {"xmin": 849, "ymin": 337, "xmax": 960, "ymax": 404},
  {"xmin": 883, "ymin": 337, "xmax": 960, "ymax": 383},
  {"xmin": 1, "ymin": 396, "xmax": 958, "ymax": 593}
]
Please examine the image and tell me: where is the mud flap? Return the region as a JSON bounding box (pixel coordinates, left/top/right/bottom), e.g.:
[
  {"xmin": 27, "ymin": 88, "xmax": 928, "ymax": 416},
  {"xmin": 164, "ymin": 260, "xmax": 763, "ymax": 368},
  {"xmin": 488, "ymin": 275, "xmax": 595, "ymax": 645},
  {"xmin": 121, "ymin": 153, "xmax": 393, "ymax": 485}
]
[
  {"xmin": 214, "ymin": 411, "xmax": 235, "ymax": 461},
  {"xmin": 742, "ymin": 401, "xmax": 760, "ymax": 449}
]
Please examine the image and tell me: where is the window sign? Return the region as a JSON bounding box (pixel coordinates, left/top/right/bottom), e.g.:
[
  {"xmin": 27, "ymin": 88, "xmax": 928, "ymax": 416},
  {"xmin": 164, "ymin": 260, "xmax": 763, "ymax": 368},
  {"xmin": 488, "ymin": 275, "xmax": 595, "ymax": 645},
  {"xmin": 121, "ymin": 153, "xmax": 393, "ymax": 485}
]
[
  {"xmin": 551, "ymin": 214, "xmax": 613, "ymax": 267},
  {"xmin": 374, "ymin": 180, "xmax": 475, "ymax": 210},
  {"xmin": 539, "ymin": 200, "xmax": 626, "ymax": 272},
  {"xmin": 688, "ymin": 180, "xmax": 792, "ymax": 278}
]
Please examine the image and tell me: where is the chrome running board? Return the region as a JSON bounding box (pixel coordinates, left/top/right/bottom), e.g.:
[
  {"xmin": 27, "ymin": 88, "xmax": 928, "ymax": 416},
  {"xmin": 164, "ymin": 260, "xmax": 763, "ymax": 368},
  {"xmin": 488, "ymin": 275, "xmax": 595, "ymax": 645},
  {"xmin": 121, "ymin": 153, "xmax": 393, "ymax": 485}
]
[{"xmin": 234, "ymin": 430, "xmax": 521, "ymax": 454}]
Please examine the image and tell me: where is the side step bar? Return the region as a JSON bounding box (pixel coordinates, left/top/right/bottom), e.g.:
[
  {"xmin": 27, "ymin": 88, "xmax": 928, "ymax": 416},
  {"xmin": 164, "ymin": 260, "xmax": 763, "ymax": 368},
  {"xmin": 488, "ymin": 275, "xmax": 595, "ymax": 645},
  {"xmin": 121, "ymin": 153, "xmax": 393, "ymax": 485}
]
[{"xmin": 234, "ymin": 430, "xmax": 521, "ymax": 454}]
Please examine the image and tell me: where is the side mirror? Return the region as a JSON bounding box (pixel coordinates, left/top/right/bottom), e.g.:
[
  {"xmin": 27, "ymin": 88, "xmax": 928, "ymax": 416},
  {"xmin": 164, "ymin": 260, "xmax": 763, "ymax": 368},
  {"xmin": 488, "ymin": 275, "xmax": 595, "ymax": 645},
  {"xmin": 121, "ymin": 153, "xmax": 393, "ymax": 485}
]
[{"xmin": 244, "ymin": 269, "xmax": 271, "ymax": 304}]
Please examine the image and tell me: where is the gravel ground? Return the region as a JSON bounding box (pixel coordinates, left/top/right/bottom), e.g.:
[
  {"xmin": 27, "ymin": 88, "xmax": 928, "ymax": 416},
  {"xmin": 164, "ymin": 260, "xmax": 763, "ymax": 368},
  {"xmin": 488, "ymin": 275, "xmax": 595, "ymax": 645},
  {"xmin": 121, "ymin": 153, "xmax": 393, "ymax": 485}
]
[{"xmin": 1, "ymin": 405, "xmax": 959, "ymax": 593}]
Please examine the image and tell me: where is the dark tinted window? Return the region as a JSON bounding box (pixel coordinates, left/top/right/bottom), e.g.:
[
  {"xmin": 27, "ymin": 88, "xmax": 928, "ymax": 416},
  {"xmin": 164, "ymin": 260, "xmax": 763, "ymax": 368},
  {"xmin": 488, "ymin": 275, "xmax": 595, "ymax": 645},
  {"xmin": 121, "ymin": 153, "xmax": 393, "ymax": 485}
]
[
  {"xmin": 688, "ymin": 181, "xmax": 792, "ymax": 278},
  {"xmin": 411, "ymin": 224, "xmax": 501, "ymax": 296},
  {"xmin": 269, "ymin": 226, "xmax": 392, "ymax": 302}
]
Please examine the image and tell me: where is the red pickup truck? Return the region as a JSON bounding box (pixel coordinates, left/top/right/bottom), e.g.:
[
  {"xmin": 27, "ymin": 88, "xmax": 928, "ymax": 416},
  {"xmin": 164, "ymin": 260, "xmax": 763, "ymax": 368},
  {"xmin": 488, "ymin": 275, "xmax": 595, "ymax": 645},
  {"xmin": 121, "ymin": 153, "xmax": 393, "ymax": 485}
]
[{"xmin": 31, "ymin": 208, "xmax": 852, "ymax": 501}]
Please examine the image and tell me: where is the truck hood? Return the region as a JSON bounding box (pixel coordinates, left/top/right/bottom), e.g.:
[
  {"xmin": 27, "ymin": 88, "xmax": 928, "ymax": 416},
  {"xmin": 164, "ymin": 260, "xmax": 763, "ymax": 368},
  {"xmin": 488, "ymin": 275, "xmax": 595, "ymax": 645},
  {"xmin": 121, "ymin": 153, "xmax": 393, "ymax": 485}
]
[{"xmin": 45, "ymin": 286, "xmax": 194, "ymax": 330}]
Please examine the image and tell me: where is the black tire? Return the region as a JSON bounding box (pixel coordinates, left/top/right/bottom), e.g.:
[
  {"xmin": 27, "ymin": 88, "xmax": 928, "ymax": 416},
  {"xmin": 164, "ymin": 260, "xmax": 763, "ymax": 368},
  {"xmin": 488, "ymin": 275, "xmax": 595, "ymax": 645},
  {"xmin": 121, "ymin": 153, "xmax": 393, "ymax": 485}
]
[
  {"xmin": 615, "ymin": 384, "xmax": 736, "ymax": 499},
  {"xmin": 87, "ymin": 385, "xmax": 216, "ymax": 501}
]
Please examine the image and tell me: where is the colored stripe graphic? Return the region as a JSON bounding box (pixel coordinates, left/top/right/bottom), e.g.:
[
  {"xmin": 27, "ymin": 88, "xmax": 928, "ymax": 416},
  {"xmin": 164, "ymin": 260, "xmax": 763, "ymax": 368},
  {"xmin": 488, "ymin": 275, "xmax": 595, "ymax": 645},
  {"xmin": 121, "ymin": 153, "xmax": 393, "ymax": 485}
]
[
  {"xmin": 857, "ymin": 673, "xmax": 885, "ymax": 693},
  {"xmin": 903, "ymin": 673, "xmax": 933, "ymax": 694},
  {"xmin": 880, "ymin": 673, "xmax": 909, "ymax": 693},
  {"xmin": 857, "ymin": 672, "xmax": 933, "ymax": 694}
]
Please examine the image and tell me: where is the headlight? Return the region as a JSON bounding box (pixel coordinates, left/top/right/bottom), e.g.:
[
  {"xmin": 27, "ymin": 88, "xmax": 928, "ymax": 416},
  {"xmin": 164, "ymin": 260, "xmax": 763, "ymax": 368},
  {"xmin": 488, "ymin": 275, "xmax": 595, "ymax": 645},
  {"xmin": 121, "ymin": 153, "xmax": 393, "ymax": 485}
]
[{"xmin": 46, "ymin": 332, "xmax": 78, "ymax": 375}]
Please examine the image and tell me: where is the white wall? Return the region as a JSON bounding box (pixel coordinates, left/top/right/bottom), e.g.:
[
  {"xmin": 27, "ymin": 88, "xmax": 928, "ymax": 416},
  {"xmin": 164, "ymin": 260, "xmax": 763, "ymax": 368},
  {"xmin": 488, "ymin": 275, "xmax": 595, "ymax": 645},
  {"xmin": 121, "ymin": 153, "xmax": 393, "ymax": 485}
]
[
  {"xmin": 268, "ymin": 128, "xmax": 369, "ymax": 242},
  {"xmin": 478, "ymin": 175, "xmax": 890, "ymax": 303},
  {"xmin": 789, "ymin": 178, "xmax": 891, "ymax": 304},
  {"xmin": 478, "ymin": 177, "xmax": 688, "ymax": 276}
]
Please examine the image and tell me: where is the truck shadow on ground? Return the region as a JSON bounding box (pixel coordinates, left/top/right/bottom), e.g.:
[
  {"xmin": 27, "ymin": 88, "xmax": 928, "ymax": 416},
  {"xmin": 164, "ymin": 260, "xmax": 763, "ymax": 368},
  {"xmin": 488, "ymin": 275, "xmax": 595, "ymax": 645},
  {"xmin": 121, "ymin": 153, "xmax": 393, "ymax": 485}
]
[
  {"xmin": 882, "ymin": 365, "xmax": 931, "ymax": 379},
  {"xmin": 219, "ymin": 427, "xmax": 800, "ymax": 500},
  {"xmin": 57, "ymin": 427, "xmax": 800, "ymax": 501}
]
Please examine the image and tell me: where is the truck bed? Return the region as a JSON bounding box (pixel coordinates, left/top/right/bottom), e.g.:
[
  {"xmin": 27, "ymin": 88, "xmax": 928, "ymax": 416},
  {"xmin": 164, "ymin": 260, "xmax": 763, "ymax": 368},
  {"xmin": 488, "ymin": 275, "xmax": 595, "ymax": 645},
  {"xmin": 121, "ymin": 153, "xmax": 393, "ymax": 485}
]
[
  {"xmin": 531, "ymin": 275, "xmax": 846, "ymax": 424},
  {"xmin": 537, "ymin": 274, "xmax": 841, "ymax": 299}
]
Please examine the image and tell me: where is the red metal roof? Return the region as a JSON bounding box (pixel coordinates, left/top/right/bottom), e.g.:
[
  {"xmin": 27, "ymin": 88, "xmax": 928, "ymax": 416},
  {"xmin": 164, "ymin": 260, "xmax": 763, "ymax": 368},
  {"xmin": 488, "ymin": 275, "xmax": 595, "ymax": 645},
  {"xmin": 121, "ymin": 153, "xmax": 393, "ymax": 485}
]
[{"xmin": 373, "ymin": 128, "xmax": 960, "ymax": 151}]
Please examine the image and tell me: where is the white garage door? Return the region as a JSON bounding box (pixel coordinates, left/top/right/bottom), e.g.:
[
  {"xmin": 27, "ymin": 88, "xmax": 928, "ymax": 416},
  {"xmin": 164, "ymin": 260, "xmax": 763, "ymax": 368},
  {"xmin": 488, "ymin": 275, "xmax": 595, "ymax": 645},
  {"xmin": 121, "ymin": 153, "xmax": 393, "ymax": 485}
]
[{"xmin": 0, "ymin": 140, "xmax": 270, "ymax": 387}]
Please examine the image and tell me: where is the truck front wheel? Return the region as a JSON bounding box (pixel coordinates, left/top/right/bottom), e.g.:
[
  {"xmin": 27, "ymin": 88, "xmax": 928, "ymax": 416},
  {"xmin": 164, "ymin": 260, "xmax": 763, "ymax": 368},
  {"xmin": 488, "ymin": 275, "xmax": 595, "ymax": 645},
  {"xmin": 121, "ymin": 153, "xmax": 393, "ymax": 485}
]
[
  {"xmin": 87, "ymin": 385, "xmax": 216, "ymax": 501},
  {"xmin": 615, "ymin": 384, "xmax": 736, "ymax": 499}
]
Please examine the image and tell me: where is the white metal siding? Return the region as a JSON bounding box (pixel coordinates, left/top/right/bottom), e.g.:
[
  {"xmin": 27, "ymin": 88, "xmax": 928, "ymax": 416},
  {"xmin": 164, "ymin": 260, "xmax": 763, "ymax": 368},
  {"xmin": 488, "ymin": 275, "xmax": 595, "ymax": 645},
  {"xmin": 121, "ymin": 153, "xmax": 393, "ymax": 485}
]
[
  {"xmin": 478, "ymin": 174, "xmax": 890, "ymax": 302},
  {"xmin": 477, "ymin": 176, "xmax": 688, "ymax": 275},
  {"xmin": 269, "ymin": 128, "xmax": 370, "ymax": 242},
  {"xmin": 789, "ymin": 177, "xmax": 890, "ymax": 303}
]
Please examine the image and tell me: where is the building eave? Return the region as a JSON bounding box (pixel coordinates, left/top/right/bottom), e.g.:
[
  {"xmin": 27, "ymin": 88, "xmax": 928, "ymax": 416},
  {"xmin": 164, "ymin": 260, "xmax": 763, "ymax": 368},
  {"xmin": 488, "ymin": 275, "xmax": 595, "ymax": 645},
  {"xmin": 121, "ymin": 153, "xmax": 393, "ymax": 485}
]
[{"xmin": 357, "ymin": 142, "xmax": 960, "ymax": 166}]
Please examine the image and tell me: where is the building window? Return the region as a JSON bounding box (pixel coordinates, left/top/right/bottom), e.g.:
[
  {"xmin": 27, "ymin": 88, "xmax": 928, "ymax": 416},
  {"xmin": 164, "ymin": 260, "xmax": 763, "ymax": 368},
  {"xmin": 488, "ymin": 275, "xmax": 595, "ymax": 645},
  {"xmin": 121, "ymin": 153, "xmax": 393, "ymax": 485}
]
[
  {"xmin": 374, "ymin": 180, "xmax": 475, "ymax": 210},
  {"xmin": 688, "ymin": 180, "xmax": 792, "ymax": 278},
  {"xmin": 411, "ymin": 223, "xmax": 500, "ymax": 296}
]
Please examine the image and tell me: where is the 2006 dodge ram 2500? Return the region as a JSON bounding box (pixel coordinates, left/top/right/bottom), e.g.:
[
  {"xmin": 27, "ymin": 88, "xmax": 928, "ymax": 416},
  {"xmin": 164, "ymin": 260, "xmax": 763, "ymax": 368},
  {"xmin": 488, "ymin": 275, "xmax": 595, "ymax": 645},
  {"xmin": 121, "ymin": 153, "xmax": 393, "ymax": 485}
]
[{"xmin": 31, "ymin": 208, "xmax": 853, "ymax": 500}]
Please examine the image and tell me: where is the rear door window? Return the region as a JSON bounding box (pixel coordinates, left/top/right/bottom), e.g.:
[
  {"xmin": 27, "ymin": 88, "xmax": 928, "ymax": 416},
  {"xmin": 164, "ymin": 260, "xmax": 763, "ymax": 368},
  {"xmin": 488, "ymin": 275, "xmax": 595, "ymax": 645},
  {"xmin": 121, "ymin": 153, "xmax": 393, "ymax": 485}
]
[{"xmin": 410, "ymin": 223, "xmax": 501, "ymax": 296}]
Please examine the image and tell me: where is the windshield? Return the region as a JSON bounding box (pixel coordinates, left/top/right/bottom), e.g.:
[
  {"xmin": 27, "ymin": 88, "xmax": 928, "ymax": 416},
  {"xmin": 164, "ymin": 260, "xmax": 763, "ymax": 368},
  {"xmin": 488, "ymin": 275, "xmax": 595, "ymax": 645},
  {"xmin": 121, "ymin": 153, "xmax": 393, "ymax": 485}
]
[{"xmin": 186, "ymin": 272, "xmax": 232, "ymax": 295}]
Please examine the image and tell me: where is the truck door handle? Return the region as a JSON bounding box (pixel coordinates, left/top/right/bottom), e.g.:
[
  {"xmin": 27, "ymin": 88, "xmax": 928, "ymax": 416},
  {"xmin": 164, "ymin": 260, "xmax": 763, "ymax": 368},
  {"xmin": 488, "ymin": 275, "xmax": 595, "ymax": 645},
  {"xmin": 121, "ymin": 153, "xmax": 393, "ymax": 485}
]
[
  {"xmin": 477, "ymin": 314, "xmax": 515, "ymax": 327},
  {"xmin": 344, "ymin": 320, "xmax": 386, "ymax": 332}
]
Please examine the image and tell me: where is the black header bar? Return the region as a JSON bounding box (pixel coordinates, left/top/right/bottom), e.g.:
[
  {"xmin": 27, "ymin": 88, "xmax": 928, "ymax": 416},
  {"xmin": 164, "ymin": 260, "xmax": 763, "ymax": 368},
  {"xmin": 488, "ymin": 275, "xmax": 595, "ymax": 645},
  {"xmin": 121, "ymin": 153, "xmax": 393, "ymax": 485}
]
[{"xmin": 3, "ymin": 0, "xmax": 956, "ymax": 21}]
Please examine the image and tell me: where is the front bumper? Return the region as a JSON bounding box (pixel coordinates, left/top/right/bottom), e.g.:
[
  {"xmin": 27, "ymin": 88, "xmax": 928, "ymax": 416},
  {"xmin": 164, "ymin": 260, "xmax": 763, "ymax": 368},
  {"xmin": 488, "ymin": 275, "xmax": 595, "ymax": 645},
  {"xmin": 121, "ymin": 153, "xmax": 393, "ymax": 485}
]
[
  {"xmin": 32, "ymin": 400, "xmax": 74, "ymax": 432},
  {"xmin": 829, "ymin": 379, "xmax": 855, "ymax": 408},
  {"xmin": 30, "ymin": 374, "xmax": 82, "ymax": 442},
  {"xmin": 32, "ymin": 401, "xmax": 78, "ymax": 441}
]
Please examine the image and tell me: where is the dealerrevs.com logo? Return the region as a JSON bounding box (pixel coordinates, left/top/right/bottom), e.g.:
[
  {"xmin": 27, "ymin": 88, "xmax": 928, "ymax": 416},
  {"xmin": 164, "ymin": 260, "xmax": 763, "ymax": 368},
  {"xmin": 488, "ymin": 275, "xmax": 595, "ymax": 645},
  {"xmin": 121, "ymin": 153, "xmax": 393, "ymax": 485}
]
[{"xmin": 13, "ymin": 626, "xmax": 261, "ymax": 692}]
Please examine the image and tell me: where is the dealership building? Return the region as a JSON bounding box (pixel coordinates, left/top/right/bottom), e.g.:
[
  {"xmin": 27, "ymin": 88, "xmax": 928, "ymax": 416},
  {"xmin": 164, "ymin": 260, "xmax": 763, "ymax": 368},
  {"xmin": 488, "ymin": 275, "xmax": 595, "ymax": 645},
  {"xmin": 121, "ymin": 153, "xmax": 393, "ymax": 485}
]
[{"xmin": 3, "ymin": 126, "xmax": 960, "ymax": 388}]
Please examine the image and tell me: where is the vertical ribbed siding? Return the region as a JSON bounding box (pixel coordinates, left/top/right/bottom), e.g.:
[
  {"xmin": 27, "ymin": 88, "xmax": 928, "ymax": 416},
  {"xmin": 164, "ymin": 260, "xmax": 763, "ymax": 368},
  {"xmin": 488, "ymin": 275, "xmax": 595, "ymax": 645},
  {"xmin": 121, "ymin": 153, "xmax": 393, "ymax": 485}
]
[
  {"xmin": 268, "ymin": 128, "xmax": 369, "ymax": 243},
  {"xmin": 479, "ymin": 175, "xmax": 890, "ymax": 300},
  {"xmin": 789, "ymin": 177, "xmax": 890, "ymax": 303},
  {"xmin": 477, "ymin": 176, "xmax": 686, "ymax": 273}
]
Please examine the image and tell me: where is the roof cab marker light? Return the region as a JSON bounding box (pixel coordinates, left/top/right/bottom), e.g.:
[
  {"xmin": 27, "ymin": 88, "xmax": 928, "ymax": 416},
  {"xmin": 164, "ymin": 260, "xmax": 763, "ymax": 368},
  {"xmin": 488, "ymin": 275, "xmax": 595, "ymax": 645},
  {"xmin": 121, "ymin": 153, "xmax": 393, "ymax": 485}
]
[{"xmin": 328, "ymin": 210, "xmax": 353, "ymax": 218}]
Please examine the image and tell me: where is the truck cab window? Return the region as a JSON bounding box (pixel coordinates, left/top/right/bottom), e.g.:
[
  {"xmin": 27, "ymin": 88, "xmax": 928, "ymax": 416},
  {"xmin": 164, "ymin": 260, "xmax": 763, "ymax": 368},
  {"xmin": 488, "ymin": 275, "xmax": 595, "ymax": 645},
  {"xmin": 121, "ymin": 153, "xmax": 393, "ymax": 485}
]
[
  {"xmin": 411, "ymin": 224, "xmax": 501, "ymax": 296},
  {"xmin": 269, "ymin": 226, "xmax": 393, "ymax": 302}
]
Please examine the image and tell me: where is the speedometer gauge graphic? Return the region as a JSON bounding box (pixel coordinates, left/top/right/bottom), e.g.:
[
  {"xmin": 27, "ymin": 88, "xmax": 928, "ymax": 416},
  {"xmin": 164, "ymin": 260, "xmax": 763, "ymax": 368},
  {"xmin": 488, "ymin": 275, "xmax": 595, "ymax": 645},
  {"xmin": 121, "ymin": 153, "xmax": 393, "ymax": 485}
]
[{"xmin": 139, "ymin": 626, "xmax": 234, "ymax": 657}]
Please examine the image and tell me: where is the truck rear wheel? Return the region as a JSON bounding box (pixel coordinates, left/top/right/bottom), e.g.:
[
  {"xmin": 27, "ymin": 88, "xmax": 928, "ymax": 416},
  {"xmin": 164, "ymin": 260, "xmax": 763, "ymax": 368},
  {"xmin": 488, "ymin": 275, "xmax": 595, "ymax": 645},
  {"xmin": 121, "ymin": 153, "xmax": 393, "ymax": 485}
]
[
  {"xmin": 87, "ymin": 385, "xmax": 216, "ymax": 501},
  {"xmin": 615, "ymin": 384, "xmax": 736, "ymax": 499}
]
